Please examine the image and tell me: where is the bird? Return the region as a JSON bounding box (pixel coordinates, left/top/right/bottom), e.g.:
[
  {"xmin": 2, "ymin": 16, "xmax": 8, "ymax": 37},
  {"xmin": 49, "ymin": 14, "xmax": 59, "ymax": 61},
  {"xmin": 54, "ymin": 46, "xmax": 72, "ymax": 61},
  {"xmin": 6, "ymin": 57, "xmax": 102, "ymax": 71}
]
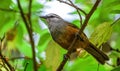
[{"xmin": 40, "ymin": 13, "xmax": 109, "ymax": 64}]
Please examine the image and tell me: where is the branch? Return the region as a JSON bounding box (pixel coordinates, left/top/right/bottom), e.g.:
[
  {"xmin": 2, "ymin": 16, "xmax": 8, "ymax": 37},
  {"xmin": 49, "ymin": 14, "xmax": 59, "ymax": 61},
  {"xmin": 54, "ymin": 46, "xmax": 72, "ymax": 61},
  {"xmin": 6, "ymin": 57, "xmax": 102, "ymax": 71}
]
[
  {"xmin": 0, "ymin": 63, "xmax": 9, "ymax": 71},
  {"xmin": 57, "ymin": 37, "xmax": 78, "ymax": 71},
  {"xmin": 17, "ymin": 0, "xmax": 37, "ymax": 71},
  {"xmin": 58, "ymin": 0, "xmax": 87, "ymax": 15},
  {"xmin": 80, "ymin": 0, "xmax": 101, "ymax": 32},
  {"xmin": 0, "ymin": 54, "xmax": 15, "ymax": 71}
]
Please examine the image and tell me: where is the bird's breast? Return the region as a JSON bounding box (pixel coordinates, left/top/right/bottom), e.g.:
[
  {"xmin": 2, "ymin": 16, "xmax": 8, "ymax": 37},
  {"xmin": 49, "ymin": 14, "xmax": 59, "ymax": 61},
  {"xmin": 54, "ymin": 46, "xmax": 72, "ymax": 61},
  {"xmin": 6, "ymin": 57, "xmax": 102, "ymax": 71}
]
[{"xmin": 51, "ymin": 25, "xmax": 80, "ymax": 50}]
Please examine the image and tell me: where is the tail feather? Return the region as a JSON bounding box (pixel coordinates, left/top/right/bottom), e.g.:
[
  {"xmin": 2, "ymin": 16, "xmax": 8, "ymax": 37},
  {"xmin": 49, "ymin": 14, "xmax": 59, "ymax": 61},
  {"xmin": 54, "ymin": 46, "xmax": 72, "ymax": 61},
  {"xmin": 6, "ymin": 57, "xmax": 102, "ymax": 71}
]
[{"xmin": 84, "ymin": 43, "xmax": 109, "ymax": 64}]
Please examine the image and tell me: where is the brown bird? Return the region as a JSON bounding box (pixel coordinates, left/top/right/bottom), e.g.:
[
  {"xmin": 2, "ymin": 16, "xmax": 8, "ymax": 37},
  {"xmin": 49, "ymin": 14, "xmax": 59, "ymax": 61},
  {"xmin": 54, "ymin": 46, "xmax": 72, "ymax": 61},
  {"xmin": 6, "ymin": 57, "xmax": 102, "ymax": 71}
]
[{"xmin": 40, "ymin": 13, "xmax": 109, "ymax": 64}]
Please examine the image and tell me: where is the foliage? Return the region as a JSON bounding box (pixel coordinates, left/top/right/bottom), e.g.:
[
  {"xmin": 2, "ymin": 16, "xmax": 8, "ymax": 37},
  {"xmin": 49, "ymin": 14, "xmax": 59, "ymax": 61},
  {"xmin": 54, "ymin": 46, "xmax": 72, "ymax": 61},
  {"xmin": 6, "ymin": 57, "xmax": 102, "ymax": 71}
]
[
  {"xmin": 89, "ymin": 22, "xmax": 112, "ymax": 47},
  {"xmin": 0, "ymin": 0, "xmax": 120, "ymax": 71}
]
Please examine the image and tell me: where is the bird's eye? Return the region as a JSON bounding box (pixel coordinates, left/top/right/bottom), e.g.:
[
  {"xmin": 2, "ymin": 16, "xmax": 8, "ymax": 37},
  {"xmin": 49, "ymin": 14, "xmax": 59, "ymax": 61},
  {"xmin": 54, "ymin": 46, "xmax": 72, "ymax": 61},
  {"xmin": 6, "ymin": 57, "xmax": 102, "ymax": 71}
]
[{"xmin": 50, "ymin": 15, "xmax": 55, "ymax": 18}]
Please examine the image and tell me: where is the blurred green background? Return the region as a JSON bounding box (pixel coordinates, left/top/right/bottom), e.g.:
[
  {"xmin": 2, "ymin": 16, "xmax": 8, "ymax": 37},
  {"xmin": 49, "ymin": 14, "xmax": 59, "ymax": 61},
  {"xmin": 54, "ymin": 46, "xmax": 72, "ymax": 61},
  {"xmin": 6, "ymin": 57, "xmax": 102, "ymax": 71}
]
[{"xmin": 0, "ymin": 0, "xmax": 120, "ymax": 71}]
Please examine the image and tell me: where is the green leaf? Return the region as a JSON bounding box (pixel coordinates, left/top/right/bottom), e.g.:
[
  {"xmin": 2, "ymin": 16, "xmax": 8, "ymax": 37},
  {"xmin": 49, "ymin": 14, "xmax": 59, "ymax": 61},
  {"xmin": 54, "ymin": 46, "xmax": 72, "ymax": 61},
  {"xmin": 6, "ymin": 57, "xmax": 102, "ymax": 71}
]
[
  {"xmin": 65, "ymin": 56, "xmax": 107, "ymax": 71},
  {"xmin": 38, "ymin": 64, "xmax": 47, "ymax": 71},
  {"xmin": 0, "ymin": 0, "xmax": 16, "ymax": 37},
  {"xmin": 112, "ymin": 19, "xmax": 120, "ymax": 32},
  {"xmin": 15, "ymin": 23, "xmax": 25, "ymax": 44},
  {"xmin": 0, "ymin": 10, "xmax": 16, "ymax": 37},
  {"xmin": 16, "ymin": 40, "xmax": 32, "ymax": 57},
  {"xmin": 0, "ymin": 0, "xmax": 12, "ymax": 8},
  {"xmin": 111, "ymin": 10, "xmax": 120, "ymax": 14},
  {"xmin": 75, "ymin": 0, "xmax": 84, "ymax": 3},
  {"xmin": 89, "ymin": 22, "xmax": 112, "ymax": 47},
  {"xmin": 32, "ymin": 1, "xmax": 43, "ymax": 12},
  {"xmin": 14, "ymin": 22, "xmax": 32, "ymax": 57},
  {"xmin": 72, "ymin": 20, "xmax": 81, "ymax": 28},
  {"xmin": 111, "ymin": 66, "xmax": 120, "ymax": 71},
  {"xmin": 37, "ymin": 29, "xmax": 51, "ymax": 52},
  {"xmin": 44, "ymin": 40, "xmax": 66, "ymax": 71},
  {"xmin": 115, "ymin": 38, "xmax": 120, "ymax": 50},
  {"xmin": 0, "ymin": 20, "xmax": 15, "ymax": 37}
]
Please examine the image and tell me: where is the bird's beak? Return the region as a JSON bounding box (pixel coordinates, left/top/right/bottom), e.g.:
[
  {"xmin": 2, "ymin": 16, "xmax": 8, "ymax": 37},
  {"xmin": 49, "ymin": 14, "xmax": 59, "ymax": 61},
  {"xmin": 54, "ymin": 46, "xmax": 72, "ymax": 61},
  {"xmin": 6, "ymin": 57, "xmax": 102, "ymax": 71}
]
[{"xmin": 40, "ymin": 16, "xmax": 48, "ymax": 19}]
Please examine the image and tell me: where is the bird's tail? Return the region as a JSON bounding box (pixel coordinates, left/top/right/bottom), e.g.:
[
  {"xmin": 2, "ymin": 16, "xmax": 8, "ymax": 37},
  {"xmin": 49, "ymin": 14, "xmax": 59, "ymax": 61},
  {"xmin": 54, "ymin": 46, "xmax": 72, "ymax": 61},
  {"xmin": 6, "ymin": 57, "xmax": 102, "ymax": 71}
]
[{"xmin": 84, "ymin": 43, "xmax": 109, "ymax": 64}]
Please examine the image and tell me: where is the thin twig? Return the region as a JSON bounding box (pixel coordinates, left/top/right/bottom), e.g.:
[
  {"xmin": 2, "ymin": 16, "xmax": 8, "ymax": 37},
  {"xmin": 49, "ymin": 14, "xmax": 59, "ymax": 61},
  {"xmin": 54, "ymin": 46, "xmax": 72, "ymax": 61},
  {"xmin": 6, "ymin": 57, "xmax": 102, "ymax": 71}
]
[
  {"xmin": 0, "ymin": 40, "xmax": 15, "ymax": 71},
  {"xmin": 106, "ymin": 62, "xmax": 116, "ymax": 67},
  {"xmin": 24, "ymin": 62, "xmax": 29, "ymax": 71},
  {"xmin": 0, "ymin": 8, "xmax": 18, "ymax": 13},
  {"xmin": 97, "ymin": 64, "xmax": 100, "ymax": 71},
  {"xmin": 77, "ymin": 9, "xmax": 83, "ymax": 26},
  {"xmin": 80, "ymin": 0, "xmax": 101, "ymax": 32},
  {"xmin": 0, "ymin": 8, "xmax": 33, "ymax": 15},
  {"xmin": 9, "ymin": 57, "xmax": 31, "ymax": 61},
  {"xmin": 17, "ymin": 0, "xmax": 37, "ymax": 71},
  {"xmin": 68, "ymin": 0, "xmax": 83, "ymax": 25},
  {"xmin": 112, "ymin": 49, "xmax": 120, "ymax": 53},
  {"xmin": 0, "ymin": 36, "xmax": 9, "ymax": 71},
  {"xmin": 28, "ymin": 0, "xmax": 32, "ymax": 27},
  {"xmin": 111, "ymin": 17, "xmax": 120, "ymax": 26},
  {"xmin": 1, "ymin": 55, "xmax": 10, "ymax": 71},
  {"xmin": 58, "ymin": 0, "xmax": 87, "ymax": 15},
  {"xmin": 0, "ymin": 63, "xmax": 9, "ymax": 71}
]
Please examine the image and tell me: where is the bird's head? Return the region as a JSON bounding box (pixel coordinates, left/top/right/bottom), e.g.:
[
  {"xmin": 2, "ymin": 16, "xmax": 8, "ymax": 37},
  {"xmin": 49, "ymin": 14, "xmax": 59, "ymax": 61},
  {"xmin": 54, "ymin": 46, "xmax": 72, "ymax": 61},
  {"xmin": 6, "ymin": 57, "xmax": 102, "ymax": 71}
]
[{"xmin": 40, "ymin": 13, "xmax": 63, "ymax": 23}]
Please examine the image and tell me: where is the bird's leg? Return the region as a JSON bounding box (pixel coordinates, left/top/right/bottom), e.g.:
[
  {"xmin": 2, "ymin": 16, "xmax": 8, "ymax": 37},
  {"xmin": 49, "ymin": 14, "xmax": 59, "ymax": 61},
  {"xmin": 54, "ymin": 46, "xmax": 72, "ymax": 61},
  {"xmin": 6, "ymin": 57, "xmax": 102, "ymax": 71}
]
[
  {"xmin": 63, "ymin": 54, "xmax": 70, "ymax": 60},
  {"xmin": 75, "ymin": 32, "xmax": 84, "ymax": 41}
]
